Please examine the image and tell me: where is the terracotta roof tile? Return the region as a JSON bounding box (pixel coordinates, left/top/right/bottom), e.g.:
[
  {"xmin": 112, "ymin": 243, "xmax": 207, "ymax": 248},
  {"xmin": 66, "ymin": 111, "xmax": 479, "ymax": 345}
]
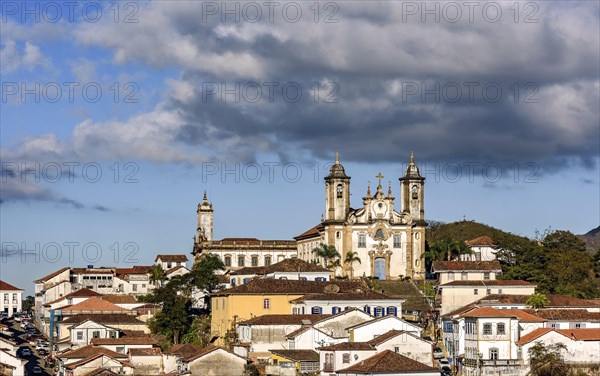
[
  {"xmin": 367, "ymin": 330, "xmax": 417, "ymax": 346},
  {"xmin": 440, "ymin": 280, "xmax": 535, "ymax": 287},
  {"xmin": 34, "ymin": 267, "xmax": 70, "ymax": 283},
  {"xmin": 100, "ymin": 295, "xmax": 138, "ymax": 304},
  {"xmin": 526, "ymin": 309, "xmax": 600, "ymax": 321},
  {"xmin": 166, "ymin": 343, "xmax": 204, "ymax": 357},
  {"xmin": 213, "ymin": 279, "xmax": 368, "ymax": 296},
  {"xmin": 478, "ymin": 294, "xmax": 600, "ymax": 307},
  {"xmin": 91, "ymin": 335, "xmax": 157, "ymax": 346},
  {"xmin": 231, "ymin": 258, "xmax": 329, "ymax": 276},
  {"xmin": 129, "ymin": 348, "xmax": 162, "ymax": 356},
  {"xmin": 155, "ymin": 254, "xmax": 189, "ymax": 262},
  {"xmin": 294, "ymin": 224, "xmax": 323, "ymax": 240},
  {"xmin": 291, "ymin": 290, "xmax": 398, "ymax": 302},
  {"xmin": 59, "ymin": 345, "xmax": 127, "ymax": 359},
  {"xmin": 337, "ymin": 350, "xmax": 438, "ymax": 373},
  {"xmin": 62, "ymin": 297, "xmax": 128, "ymax": 312},
  {"xmin": 517, "ymin": 328, "xmax": 554, "ymax": 345},
  {"xmin": 166, "ymin": 265, "xmax": 187, "ymax": 275},
  {"xmin": 45, "ymin": 289, "xmax": 101, "ymax": 306},
  {"xmin": 556, "ymin": 328, "xmax": 600, "ymax": 341},
  {"xmin": 318, "ymin": 342, "xmax": 375, "ymax": 351},
  {"xmin": 0, "ymin": 280, "xmax": 22, "ymax": 291},
  {"xmin": 432, "ymin": 261, "xmax": 501, "ymax": 272},
  {"xmin": 180, "ymin": 345, "xmax": 241, "ymax": 362},
  {"xmin": 269, "ymin": 349, "xmax": 319, "ymax": 362},
  {"xmin": 83, "ymin": 369, "xmax": 119, "ymax": 376},
  {"xmin": 461, "ymin": 307, "xmax": 545, "ymax": 322},
  {"xmin": 466, "ymin": 236, "xmax": 495, "ymax": 246},
  {"xmin": 62, "ymin": 314, "xmax": 144, "ymax": 325},
  {"xmin": 239, "ymin": 314, "xmax": 330, "ymax": 326}
]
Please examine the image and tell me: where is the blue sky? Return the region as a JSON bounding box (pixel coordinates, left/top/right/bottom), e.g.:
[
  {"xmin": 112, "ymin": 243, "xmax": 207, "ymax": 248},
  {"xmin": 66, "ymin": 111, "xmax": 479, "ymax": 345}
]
[{"xmin": 1, "ymin": 1, "xmax": 599, "ymax": 295}]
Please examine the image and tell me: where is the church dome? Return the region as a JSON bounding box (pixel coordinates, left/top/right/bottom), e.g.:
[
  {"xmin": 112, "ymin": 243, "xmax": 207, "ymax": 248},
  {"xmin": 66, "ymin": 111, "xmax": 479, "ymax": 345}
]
[
  {"xmin": 327, "ymin": 150, "xmax": 349, "ymax": 178},
  {"xmin": 404, "ymin": 151, "xmax": 422, "ymax": 178}
]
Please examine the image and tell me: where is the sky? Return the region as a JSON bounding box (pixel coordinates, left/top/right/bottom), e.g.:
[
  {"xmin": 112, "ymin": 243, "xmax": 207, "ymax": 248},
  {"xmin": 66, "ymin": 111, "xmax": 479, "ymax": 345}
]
[{"xmin": 1, "ymin": 1, "xmax": 599, "ymax": 295}]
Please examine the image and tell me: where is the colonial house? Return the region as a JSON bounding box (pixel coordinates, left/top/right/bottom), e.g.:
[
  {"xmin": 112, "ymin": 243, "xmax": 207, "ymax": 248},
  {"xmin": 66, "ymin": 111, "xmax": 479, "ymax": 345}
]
[
  {"xmin": 431, "ymin": 261, "xmax": 502, "ymax": 284},
  {"xmin": 268, "ymin": 349, "xmax": 320, "ymax": 375},
  {"xmin": 90, "ymin": 331, "xmax": 158, "ymax": 354},
  {"xmin": 229, "ymin": 258, "xmax": 332, "ymax": 286},
  {"xmin": 462, "ymin": 236, "xmax": 498, "ymax": 261},
  {"xmin": 179, "ymin": 345, "xmax": 247, "ymax": 376},
  {"xmin": 211, "ymin": 279, "xmax": 375, "ymax": 344},
  {"xmin": 347, "ymin": 315, "xmax": 423, "ymax": 342},
  {"xmin": 34, "ymin": 267, "xmax": 72, "ymax": 316},
  {"xmin": 59, "ymin": 314, "xmax": 148, "ymax": 349},
  {"xmin": 0, "ymin": 281, "xmax": 23, "ymax": 317},
  {"xmin": 436, "ymin": 280, "xmax": 537, "ymax": 315},
  {"xmin": 335, "ymin": 350, "xmax": 439, "ymax": 376},
  {"xmin": 155, "ymin": 254, "xmax": 189, "ymax": 270},
  {"xmin": 56, "ymin": 345, "xmax": 129, "ymax": 375},
  {"xmin": 366, "ymin": 330, "xmax": 435, "ymax": 366},
  {"xmin": 318, "ymin": 342, "xmax": 378, "ymax": 374},
  {"xmin": 524, "ymin": 309, "xmax": 600, "ymax": 330},
  {"xmin": 0, "ymin": 349, "xmax": 26, "ymax": 376},
  {"xmin": 62, "ymin": 353, "xmax": 134, "ymax": 376},
  {"xmin": 128, "ymin": 347, "xmax": 164, "ymax": 374},
  {"xmin": 289, "ymin": 288, "xmax": 404, "ymax": 316},
  {"xmin": 518, "ymin": 328, "xmax": 600, "ymax": 370},
  {"xmin": 475, "ymin": 294, "xmax": 600, "ymax": 312}
]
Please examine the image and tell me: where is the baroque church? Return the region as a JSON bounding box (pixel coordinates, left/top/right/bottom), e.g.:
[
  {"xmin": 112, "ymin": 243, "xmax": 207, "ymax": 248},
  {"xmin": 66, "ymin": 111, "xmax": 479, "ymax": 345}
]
[{"xmin": 193, "ymin": 152, "xmax": 426, "ymax": 280}]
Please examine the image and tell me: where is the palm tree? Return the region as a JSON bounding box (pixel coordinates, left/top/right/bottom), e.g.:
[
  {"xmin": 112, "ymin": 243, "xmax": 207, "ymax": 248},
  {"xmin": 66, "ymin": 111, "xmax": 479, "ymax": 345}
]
[
  {"xmin": 344, "ymin": 251, "xmax": 362, "ymax": 279},
  {"xmin": 430, "ymin": 238, "xmax": 474, "ymax": 261},
  {"xmin": 149, "ymin": 264, "xmax": 166, "ymax": 288},
  {"xmin": 312, "ymin": 243, "xmax": 340, "ymax": 269}
]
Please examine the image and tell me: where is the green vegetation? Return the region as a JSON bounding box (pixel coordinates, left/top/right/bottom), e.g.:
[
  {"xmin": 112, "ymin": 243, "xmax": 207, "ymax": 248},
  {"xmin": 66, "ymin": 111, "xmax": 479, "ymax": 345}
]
[
  {"xmin": 312, "ymin": 243, "xmax": 341, "ymax": 269},
  {"xmin": 528, "ymin": 342, "xmax": 569, "ymax": 376},
  {"xmin": 421, "ymin": 238, "xmax": 473, "ymax": 273},
  {"xmin": 344, "ymin": 251, "xmax": 362, "ymax": 279},
  {"xmin": 526, "ymin": 293, "xmax": 550, "ymax": 309},
  {"xmin": 427, "ymin": 221, "xmax": 600, "ymax": 298},
  {"xmin": 22, "ymin": 295, "xmax": 35, "ymax": 312},
  {"xmin": 141, "ymin": 253, "xmax": 224, "ymax": 344}
]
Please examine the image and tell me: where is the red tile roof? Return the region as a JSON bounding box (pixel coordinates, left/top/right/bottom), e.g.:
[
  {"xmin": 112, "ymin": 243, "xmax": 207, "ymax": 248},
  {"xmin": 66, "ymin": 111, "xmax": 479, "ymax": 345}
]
[
  {"xmin": 62, "ymin": 297, "xmax": 128, "ymax": 312},
  {"xmin": 59, "ymin": 345, "xmax": 127, "ymax": 359},
  {"xmin": 269, "ymin": 349, "xmax": 319, "ymax": 362},
  {"xmin": 440, "ymin": 280, "xmax": 535, "ymax": 287},
  {"xmin": 461, "ymin": 307, "xmax": 545, "ymax": 322},
  {"xmin": 466, "ymin": 236, "xmax": 495, "ymax": 246},
  {"xmin": 231, "ymin": 257, "xmax": 329, "ymax": 276},
  {"xmin": 432, "ymin": 261, "xmax": 501, "ymax": 272},
  {"xmin": 44, "ymin": 289, "xmax": 101, "ymax": 306},
  {"xmin": 294, "ymin": 224, "xmax": 323, "ymax": 240},
  {"xmin": 239, "ymin": 314, "xmax": 330, "ymax": 326},
  {"xmin": 337, "ymin": 350, "xmax": 438, "ymax": 373},
  {"xmin": 291, "ymin": 290, "xmax": 398, "ymax": 302},
  {"xmin": 180, "ymin": 345, "xmax": 244, "ymax": 362},
  {"xmin": 517, "ymin": 328, "xmax": 600, "ymax": 345},
  {"xmin": 165, "ymin": 343, "xmax": 204, "ymax": 357},
  {"xmin": 128, "ymin": 348, "xmax": 162, "ymax": 356},
  {"xmin": 62, "ymin": 314, "xmax": 144, "ymax": 325},
  {"xmin": 524, "ymin": 309, "xmax": 600, "ymax": 321},
  {"xmin": 91, "ymin": 335, "xmax": 157, "ymax": 346},
  {"xmin": 478, "ymin": 294, "xmax": 600, "ymax": 307},
  {"xmin": 100, "ymin": 295, "xmax": 138, "ymax": 304},
  {"xmin": 318, "ymin": 342, "xmax": 375, "ymax": 351},
  {"xmin": 213, "ymin": 279, "xmax": 368, "ymax": 296},
  {"xmin": 34, "ymin": 267, "xmax": 70, "ymax": 283},
  {"xmin": 155, "ymin": 254, "xmax": 189, "ymax": 262},
  {"xmin": 0, "ymin": 280, "xmax": 22, "ymax": 291},
  {"xmin": 367, "ymin": 330, "xmax": 420, "ymax": 346}
]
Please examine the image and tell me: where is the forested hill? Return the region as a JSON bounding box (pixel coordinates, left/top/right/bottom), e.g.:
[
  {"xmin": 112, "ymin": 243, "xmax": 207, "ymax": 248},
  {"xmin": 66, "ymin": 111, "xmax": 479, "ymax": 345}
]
[
  {"xmin": 578, "ymin": 225, "xmax": 600, "ymax": 253},
  {"xmin": 426, "ymin": 220, "xmax": 533, "ymax": 250},
  {"xmin": 424, "ymin": 220, "xmax": 600, "ymax": 299}
]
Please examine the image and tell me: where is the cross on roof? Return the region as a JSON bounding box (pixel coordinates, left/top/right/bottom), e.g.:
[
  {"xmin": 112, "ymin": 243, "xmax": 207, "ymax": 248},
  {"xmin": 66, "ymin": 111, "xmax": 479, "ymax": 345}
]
[{"xmin": 376, "ymin": 172, "xmax": 384, "ymax": 186}]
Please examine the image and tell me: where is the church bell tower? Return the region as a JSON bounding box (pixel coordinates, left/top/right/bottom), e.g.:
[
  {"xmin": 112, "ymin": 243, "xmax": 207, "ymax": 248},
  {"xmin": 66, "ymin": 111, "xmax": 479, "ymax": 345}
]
[
  {"xmin": 197, "ymin": 191, "xmax": 213, "ymax": 241},
  {"xmin": 325, "ymin": 151, "xmax": 351, "ymax": 222},
  {"xmin": 400, "ymin": 152, "xmax": 425, "ymax": 222}
]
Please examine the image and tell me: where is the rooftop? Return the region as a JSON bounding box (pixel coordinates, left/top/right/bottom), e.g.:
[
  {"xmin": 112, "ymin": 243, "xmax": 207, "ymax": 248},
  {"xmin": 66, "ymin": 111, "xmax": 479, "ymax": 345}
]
[
  {"xmin": 318, "ymin": 342, "xmax": 375, "ymax": 351},
  {"xmin": 34, "ymin": 267, "xmax": 70, "ymax": 283},
  {"xmin": 523, "ymin": 309, "xmax": 600, "ymax": 321},
  {"xmin": 231, "ymin": 257, "xmax": 329, "ymax": 275},
  {"xmin": 213, "ymin": 279, "xmax": 368, "ymax": 296},
  {"xmin": 155, "ymin": 254, "xmax": 189, "ymax": 262},
  {"xmin": 58, "ymin": 345, "xmax": 127, "ymax": 359},
  {"xmin": 440, "ymin": 280, "xmax": 536, "ymax": 287},
  {"xmin": 432, "ymin": 260, "xmax": 502, "ymax": 272},
  {"xmin": 367, "ymin": 330, "xmax": 420, "ymax": 346},
  {"xmin": 294, "ymin": 224, "xmax": 323, "ymax": 241},
  {"xmin": 62, "ymin": 314, "xmax": 144, "ymax": 325},
  {"xmin": 62, "ymin": 297, "xmax": 127, "ymax": 312},
  {"xmin": 0, "ymin": 280, "xmax": 22, "ymax": 291},
  {"xmin": 518, "ymin": 328, "xmax": 600, "ymax": 345},
  {"xmin": 269, "ymin": 349, "xmax": 319, "ymax": 362},
  {"xmin": 466, "ymin": 236, "xmax": 495, "ymax": 246},
  {"xmin": 239, "ymin": 314, "xmax": 330, "ymax": 326},
  {"xmin": 477, "ymin": 294, "xmax": 600, "ymax": 307},
  {"xmin": 128, "ymin": 348, "xmax": 162, "ymax": 356},
  {"xmin": 460, "ymin": 307, "xmax": 546, "ymax": 322},
  {"xmin": 337, "ymin": 350, "xmax": 438, "ymax": 374}
]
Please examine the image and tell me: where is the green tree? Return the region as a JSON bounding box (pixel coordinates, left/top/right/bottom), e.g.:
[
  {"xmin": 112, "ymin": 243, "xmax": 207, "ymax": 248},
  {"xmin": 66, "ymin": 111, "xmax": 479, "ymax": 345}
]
[
  {"xmin": 312, "ymin": 243, "xmax": 340, "ymax": 269},
  {"xmin": 22, "ymin": 296, "xmax": 35, "ymax": 312},
  {"xmin": 149, "ymin": 264, "xmax": 166, "ymax": 288},
  {"xmin": 344, "ymin": 251, "xmax": 362, "ymax": 279},
  {"xmin": 180, "ymin": 315, "xmax": 212, "ymax": 346},
  {"xmin": 526, "ymin": 293, "xmax": 550, "ymax": 309},
  {"xmin": 528, "ymin": 342, "xmax": 569, "ymax": 376}
]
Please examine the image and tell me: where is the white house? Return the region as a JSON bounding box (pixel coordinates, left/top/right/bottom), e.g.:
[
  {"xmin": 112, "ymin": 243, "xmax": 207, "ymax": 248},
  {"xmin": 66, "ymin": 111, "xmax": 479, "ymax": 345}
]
[
  {"xmin": 155, "ymin": 254, "xmax": 189, "ymax": 270},
  {"xmin": 128, "ymin": 347, "xmax": 163, "ymax": 374},
  {"xmin": 462, "ymin": 236, "xmax": 498, "ymax": 261},
  {"xmin": 367, "ymin": 330, "xmax": 435, "ymax": 366},
  {"xmin": 62, "ymin": 353, "xmax": 134, "ymax": 376},
  {"xmin": 286, "ymin": 326, "xmax": 346, "ymax": 351},
  {"xmin": 313, "ymin": 309, "xmax": 373, "ymax": 339},
  {"xmin": 69, "ymin": 320, "xmax": 120, "ymax": 348},
  {"xmin": 0, "ymin": 281, "xmax": 23, "ymax": 317},
  {"xmin": 335, "ymin": 350, "xmax": 439, "ymax": 376},
  {"xmin": 290, "ymin": 289, "xmax": 404, "ymax": 316},
  {"xmin": 518, "ymin": 328, "xmax": 600, "ymax": 368},
  {"xmin": 180, "ymin": 345, "xmax": 247, "ymax": 376},
  {"xmin": 318, "ymin": 342, "xmax": 377, "ymax": 375},
  {"xmin": 0, "ymin": 349, "xmax": 26, "ymax": 376},
  {"xmin": 475, "ymin": 293, "xmax": 600, "ymax": 312},
  {"xmin": 90, "ymin": 332, "xmax": 158, "ymax": 354},
  {"xmin": 432, "ymin": 261, "xmax": 502, "ymax": 285},
  {"xmin": 527, "ymin": 309, "xmax": 600, "ymax": 330},
  {"xmin": 436, "ymin": 280, "xmax": 536, "ymax": 315},
  {"xmin": 347, "ymin": 315, "xmax": 423, "ymax": 342},
  {"xmin": 229, "ymin": 257, "xmax": 332, "ymax": 286}
]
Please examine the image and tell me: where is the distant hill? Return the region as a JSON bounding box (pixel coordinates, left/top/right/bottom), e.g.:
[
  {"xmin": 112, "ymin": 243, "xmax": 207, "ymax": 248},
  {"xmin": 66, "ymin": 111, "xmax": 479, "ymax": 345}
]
[
  {"xmin": 426, "ymin": 220, "xmax": 533, "ymax": 250},
  {"xmin": 578, "ymin": 226, "xmax": 600, "ymax": 253}
]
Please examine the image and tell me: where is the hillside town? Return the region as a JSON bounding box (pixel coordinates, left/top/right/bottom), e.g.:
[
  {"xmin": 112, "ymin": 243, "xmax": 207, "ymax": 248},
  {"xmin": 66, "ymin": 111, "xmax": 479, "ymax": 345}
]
[{"xmin": 1, "ymin": 155, "xmax": 598, "ymax": 376}]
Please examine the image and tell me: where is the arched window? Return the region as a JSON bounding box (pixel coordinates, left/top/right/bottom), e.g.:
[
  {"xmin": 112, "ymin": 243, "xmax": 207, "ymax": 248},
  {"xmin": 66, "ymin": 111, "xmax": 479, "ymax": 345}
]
[
  {"xmin": 386, "ymin": 307, "xmax": 397, "ymax": 316},
  {"xmin": 412, "ymin": 185, "xmax": 418, "ymax": 199},
  {"xmin": 374, "ymin": 307, "xmax": 384, "ymax": 317},
  {"xmin": 375, "ymin": 229, "xmax": 384, "ymax": 239},
  {"xmin": 332, "ymin": 307, "xmax": 341, "ymax": 314},
  {"xmin": 363, "ymin": 305, "xmax": 371, "ymax": 314},
  {"xmin": 251, "ymin": 255, "xmax": 259, "ymax": 267},
  {"xmin": 265, "ymin": 256, "xmax": 272, "ymax": 266},
  {"xmin": 337, "ymin": 184, "xmax": 343, "ymax": 198},
  {"xmin": 312, "ymin": 306, "xmax": 322, "ymax": 314},
  {"xmin": 224, "ymin": 256, "xmax": 232, "ymax": 267}
]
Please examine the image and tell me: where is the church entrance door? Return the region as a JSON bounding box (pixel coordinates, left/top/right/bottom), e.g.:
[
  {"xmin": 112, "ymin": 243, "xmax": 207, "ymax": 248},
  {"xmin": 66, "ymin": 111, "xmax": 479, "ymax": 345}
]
[{"xmin": 374, "ymin": 258, "xmax": 386, "ymax": 280}]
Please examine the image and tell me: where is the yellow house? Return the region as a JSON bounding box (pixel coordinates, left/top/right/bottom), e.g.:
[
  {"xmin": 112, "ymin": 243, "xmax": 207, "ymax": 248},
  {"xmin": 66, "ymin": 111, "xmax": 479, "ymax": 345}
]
[
  {"xmin": 269, "ymin": 349, "xmax": 320, "ymax": 374},
  {"xmin": 210, "ymin": 279, "xmax": 366, "ymax": 344}
]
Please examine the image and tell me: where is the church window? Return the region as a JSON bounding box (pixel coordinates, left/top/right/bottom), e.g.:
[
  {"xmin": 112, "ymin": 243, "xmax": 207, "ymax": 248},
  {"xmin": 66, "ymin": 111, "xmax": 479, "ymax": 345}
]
[
  {"xmin": 265, "ymin": 256, "xmax": 272, "ymax": 266},
  {"xmin": 337, "ymin": 184, "xmax": 343, "ymax": 198},
  {"xmin": 251, "ymin": 255, "xmax": 259, "ymax": 267},
  {"xmin": 393, "ymin": 234, "xmax": 401, "ymax": 248},
  {"xmin": 375, "ymin": 229, "xmax": 384, "ymax": 240},
  {"xmin": 358, "ymin": 234, "xmax": 366, "ymax": 248},
  {"xmin": 411, "ymin": 185, "xmax": 418, "ymax": 199},
  {"xmin": 497, "ymin": 323, "xmax": 506, "ymax": 335},
  {"xmin": 224, "ymin": 256, "xmax": 231, "ymax": 267},
  {"xmin": 238, "ymin": 256, "xmax": 245, "ymax": 267}
]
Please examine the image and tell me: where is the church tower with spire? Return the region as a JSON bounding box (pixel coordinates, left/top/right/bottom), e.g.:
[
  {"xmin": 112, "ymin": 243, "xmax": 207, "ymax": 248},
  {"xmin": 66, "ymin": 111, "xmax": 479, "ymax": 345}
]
[
  {"xmin": 400, "ymin": 151, "xmax": 425, "ymax": 222},
  {"xmin": 324, "ymin": 150, "xmax": 351, "ymax": 222},
  {"xmin": 197, "ymin": 191, "xmax": 213, "ymax": 242}
]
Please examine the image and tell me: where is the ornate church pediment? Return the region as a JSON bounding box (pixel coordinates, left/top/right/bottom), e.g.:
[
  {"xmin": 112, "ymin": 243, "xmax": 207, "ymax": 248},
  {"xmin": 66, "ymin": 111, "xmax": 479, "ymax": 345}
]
[{"xmin": 367, "ymin": 223, "xmax": 391, "ymax": 241}]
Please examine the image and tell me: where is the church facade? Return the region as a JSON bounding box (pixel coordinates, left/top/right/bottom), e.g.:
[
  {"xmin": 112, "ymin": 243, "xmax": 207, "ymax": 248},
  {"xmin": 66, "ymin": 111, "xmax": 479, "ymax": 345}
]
[
  {"xmin": 295, "ymin": 152, "xmax": 427, "ymax": 280},
  {"xmin": 193, "ymin": 152, "xmax": 427, "ymax": 280}
]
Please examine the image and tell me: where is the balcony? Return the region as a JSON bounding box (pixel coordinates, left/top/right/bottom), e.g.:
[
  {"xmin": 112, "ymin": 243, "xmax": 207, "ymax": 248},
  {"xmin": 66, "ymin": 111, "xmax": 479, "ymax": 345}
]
[{"xmin": 323, "ymin": 363, "xmax": 334, "ymax": 372}]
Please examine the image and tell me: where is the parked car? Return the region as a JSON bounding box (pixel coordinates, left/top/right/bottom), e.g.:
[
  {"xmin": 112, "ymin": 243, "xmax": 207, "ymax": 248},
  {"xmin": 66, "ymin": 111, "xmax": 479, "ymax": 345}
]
[
  {"xmin": 36, "ymin": 342, "xmax": 50, "ymax": 352},
  {"xmin": 438, "ymin": 359, "xmax": 450, "ymax": 369},
  {"xmin": 0, "ymin": 312, "xmax": 8, "ymax": 319},
  {"xmin": 433, "ymin": 347, "xmax": 444, "ymax": 359},
  {"xmin": 441, "ymin": 365, "xmax": 452, "ymax": 376},
  {"xmin": 32, "ymin": 365, "xmax": 43, "ymax": 374},
  {"xmin": 14, "ymin": 315, "xmax": 22, "ymax": 322},
  {"xmin": 19, "ymin": 347, "xmax": 31, "ymax": 357}
]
